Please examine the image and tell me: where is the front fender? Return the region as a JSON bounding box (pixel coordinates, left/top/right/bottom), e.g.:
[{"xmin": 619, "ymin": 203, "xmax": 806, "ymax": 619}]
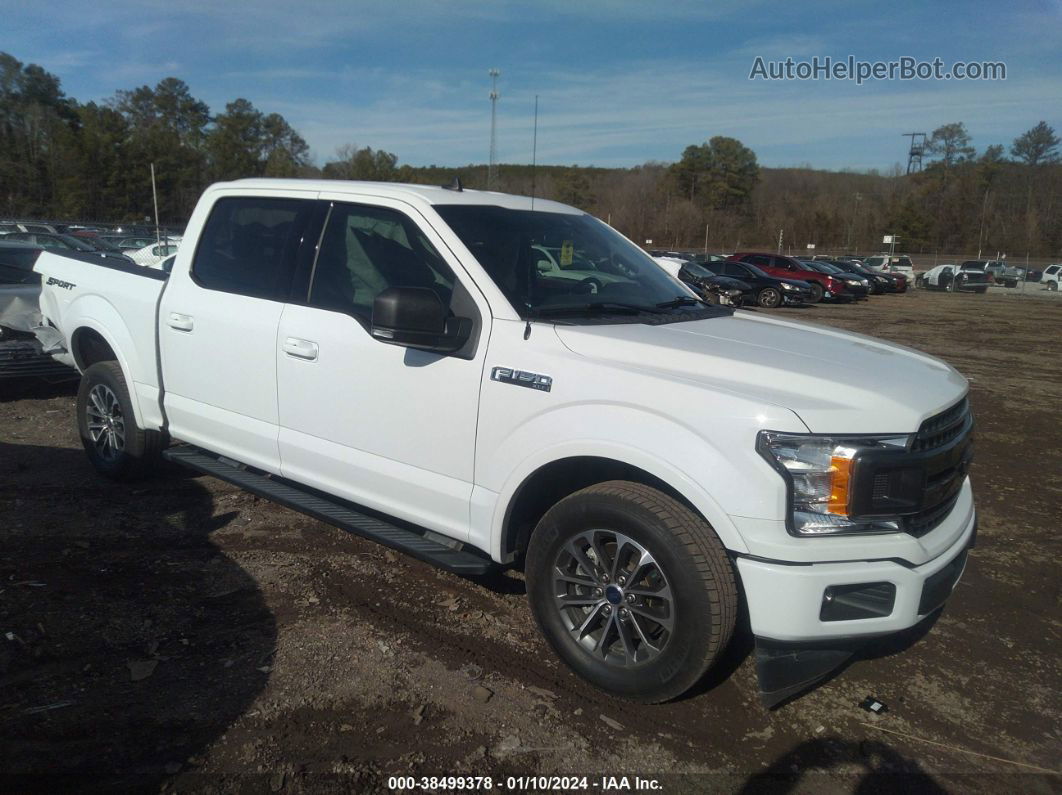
[{"xmin": 483, "ymin": 403, "xmax": 763, "ymax": 561}]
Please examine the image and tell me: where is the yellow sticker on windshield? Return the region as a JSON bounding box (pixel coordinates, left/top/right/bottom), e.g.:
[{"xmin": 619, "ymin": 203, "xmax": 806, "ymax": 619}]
[{"xmin": 560, "ymin": 240, "xmax": 574, "ymax": 267}]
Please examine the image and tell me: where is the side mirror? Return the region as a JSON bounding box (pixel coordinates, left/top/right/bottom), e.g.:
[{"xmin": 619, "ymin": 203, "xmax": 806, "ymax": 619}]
[
  {"xmin": 371, "ymin": 286, "xmax": 471, "ymax": 354},
  {"xmin": 536, "ymin": 259, "xmax": 552, "ymax": 273}
]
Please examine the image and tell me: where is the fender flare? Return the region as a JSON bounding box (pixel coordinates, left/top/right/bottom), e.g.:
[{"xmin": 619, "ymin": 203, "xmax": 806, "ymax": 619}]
[
  {"xmin": 64, "ymin": 297, "xmax": 149, "ymax": 428},
  {"xmin": 489, "ymin": 439, "xmax": 752, "ymax": 561}
]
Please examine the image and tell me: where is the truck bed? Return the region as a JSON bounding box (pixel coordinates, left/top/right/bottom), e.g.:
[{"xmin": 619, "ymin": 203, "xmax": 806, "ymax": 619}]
[{"xmin": 33, "ymin": 249, "xmax": 169, "ymax": 420}]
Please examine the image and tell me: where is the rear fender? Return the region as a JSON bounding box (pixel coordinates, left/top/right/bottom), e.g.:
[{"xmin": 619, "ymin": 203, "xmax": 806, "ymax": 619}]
[{"xmin": 57, "ymin": 295, "xmax": 153, "ymax": 429}]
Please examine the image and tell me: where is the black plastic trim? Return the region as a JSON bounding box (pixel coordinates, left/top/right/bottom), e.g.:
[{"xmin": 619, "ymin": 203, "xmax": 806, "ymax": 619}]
[
  {"xmin": 162, "ymin": 446, "xmax": 492, "ymax": 575},
  {"xmin": 38, "ymin": 248, "xmax": 169, "ymax": 280}
]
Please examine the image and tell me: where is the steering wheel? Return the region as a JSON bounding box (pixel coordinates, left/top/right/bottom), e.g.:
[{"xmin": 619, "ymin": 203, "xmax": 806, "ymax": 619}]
[{"xmin": 579, "ymin": 277, "xmax": 603, "ymax": 294}]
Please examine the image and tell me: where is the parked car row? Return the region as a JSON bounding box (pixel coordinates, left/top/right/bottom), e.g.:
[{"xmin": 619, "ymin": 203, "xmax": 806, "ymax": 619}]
[
  {"xmin": 0, "ymin": 228, "xmax": 182, "ymax": 269},
  {"xmin": 652, "ymin": 250, "xmax": 908, "ymax": 309}
]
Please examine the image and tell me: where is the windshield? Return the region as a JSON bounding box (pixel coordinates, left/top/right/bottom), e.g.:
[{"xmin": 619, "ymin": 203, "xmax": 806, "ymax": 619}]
[
  {"xmin": 682, "ymin": 262, "xmax": 716, "ymax": 278},
  {"xmin": 435, "ymin": 205, "xmax": 711, "ymax": 318},
  {"xmin": 736, "ymin": 261, "xmax": 770, "ymax": 279}
]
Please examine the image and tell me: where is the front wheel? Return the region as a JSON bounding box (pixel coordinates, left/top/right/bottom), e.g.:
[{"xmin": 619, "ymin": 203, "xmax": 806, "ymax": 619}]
[
  {"xmin": 807, "ymin": 282, "xmax": 825, "ymax": 303},
  {"xmin": 525, "ymin": 481, "xmax": 738, "ymax": 703},
  {"xmin": 1047, "ymin": 281, "xmax": 1058, "ymax": 292},
  {"xmin": 757, "ymin": 287, "xmax": 782, "ymax": 308},
  {"xmin": 77, "ymin": 361, "xmax": 164, "ymax": 480}
]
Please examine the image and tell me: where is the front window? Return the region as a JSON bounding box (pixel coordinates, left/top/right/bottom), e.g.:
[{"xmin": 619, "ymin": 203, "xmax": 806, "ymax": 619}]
[{"xmin": 435, "ymin": 205, "xmax": 713, "ymax": 320}]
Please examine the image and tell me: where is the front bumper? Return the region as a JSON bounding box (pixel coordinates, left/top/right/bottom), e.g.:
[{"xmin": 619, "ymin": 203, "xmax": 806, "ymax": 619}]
[{"xmin": 735, "ymin": 503, "xmax": 975, "ymax": 643}]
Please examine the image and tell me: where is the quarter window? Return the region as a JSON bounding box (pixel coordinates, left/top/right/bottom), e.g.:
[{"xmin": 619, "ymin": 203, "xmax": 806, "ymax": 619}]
[
  {"xmin": 308, "ymin": 202, "xmax": 455, "ymax": 322},
  {"xmin": 193, "ymin": 196, "xmax": 315, "ymax": 300}
]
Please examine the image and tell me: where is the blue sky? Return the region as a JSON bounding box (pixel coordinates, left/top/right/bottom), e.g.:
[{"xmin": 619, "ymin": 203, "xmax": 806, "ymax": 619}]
[{"xmin": 2, "ymin": 0, "xmax": 1060, "ymax": 171}]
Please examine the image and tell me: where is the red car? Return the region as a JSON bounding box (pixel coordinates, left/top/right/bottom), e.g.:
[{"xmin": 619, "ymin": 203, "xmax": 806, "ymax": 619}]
[{"xmin": 727, "ymin": 252, "xmax": 850, "ymax": 303}]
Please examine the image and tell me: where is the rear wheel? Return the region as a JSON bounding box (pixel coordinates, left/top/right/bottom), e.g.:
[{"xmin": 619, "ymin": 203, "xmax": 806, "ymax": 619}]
[
  {"xmin": 757, "ymin": 287, "xmax": 782, "ymax": 308},
  {"xmin": 525, "ymin": 481, "xmax": 738, "ymax": 703},
  {"xmin": 807, "ymin": 282, "xmax": 824, "ymax": 303},
  {"xmin": 1048, "ymin": 281, "xmax": 1058, "ymax": 292},
  {"xmin": 77, "ymin": 361, "xmax": 164, "ymax": 480}
]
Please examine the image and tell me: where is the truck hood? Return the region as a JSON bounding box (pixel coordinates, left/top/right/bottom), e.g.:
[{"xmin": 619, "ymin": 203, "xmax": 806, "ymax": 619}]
[{"xmin": 554, "ymin": 312, "xmax": 967, "ymax": 433}]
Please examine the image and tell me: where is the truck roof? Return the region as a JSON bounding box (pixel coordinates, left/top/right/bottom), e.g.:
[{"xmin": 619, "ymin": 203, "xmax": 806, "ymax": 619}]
[{"xmin": 210, "ymin": 178, "xmax": 582, "ymax": 215}]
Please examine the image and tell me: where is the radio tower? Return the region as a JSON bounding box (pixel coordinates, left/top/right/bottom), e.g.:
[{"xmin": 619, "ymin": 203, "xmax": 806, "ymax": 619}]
[
  {"xmin": 488, "ymin": 68, "xmax": 500, "ymax": 189},
  {"xmin": 902, "ymin": 132, "xmax": 927, "ymax": 174}
]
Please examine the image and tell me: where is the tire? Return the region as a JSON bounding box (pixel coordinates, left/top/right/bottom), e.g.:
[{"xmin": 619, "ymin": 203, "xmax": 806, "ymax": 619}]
[
  {"xmin": 525, "ymin": 481, "xmax": 738, "ymax": 703},
  {"xmin": 77, "ymin": 361, "xmax": 164, "ymax": 480},
  {"xmin": 757, "ymin": 287, "xmax": 782, "ymax": 308},
  {"xmin": 1048, "ymin": 281, "xmax": 1058, "ymax": 292},
  {"xmin": 807, "ymin": 282, "xmax": 824, "ymax": 303}
]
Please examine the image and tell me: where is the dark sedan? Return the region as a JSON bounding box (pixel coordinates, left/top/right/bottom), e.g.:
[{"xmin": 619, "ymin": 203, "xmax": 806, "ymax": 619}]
[
  {"xmin": 821, "ymin": 260, "xmax": 892, "ymax": 294},
  {"xmin": 676, "ymin": 261, "xmax": 755, "ymax": 307},
  {"xmin": 714, "ymin": 260, "xmax": 816, "ymax": 308}
]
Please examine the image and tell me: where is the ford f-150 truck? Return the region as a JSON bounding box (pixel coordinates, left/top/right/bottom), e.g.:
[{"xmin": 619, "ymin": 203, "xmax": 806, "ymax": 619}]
[{"xmin": 32, "ymin": 179, "xmax": 976, "ymax": 706}]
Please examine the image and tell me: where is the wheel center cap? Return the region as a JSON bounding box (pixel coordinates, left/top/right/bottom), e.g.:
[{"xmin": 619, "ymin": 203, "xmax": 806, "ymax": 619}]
[{"xmin": 605, "ymin": 585, "xmax": 623, "ymax": 605}]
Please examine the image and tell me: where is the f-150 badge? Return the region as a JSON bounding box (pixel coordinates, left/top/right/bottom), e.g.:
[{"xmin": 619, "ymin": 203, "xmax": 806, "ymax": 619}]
[{"xmin": 491, "ymin": 367, "xmax": 552, "ymax": 392}]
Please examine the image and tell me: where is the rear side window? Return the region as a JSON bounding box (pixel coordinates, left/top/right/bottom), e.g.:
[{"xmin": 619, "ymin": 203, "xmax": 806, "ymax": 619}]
[
  {"xmin": 308, "ymin": 202, "xmax": 455, "ymax": 323},
  {"xmin": 747, "ymin": 255, "xmax": 771, "ymax": 267},
  {"xmin": 193, "ymin": 196, "xmax": 315, "ymax": 300}
]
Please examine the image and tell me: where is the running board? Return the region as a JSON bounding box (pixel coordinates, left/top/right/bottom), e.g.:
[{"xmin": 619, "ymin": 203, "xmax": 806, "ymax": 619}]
[{"xmin": 162, "ymin": 446, "xmax": 492, "ymax": 575}]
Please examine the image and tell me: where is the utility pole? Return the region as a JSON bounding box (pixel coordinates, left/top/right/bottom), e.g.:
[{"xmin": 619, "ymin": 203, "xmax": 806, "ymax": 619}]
[
  {"xmin": 151, "ymin": 162, "xmax": 160, "ymax": 246},
  {"xmin": 488, "ymin": 68, "xmax": 500, "ymax": 189},
  {"xmin": 777, "ymin": 228, "xmax": 783, "ymax": 254}
]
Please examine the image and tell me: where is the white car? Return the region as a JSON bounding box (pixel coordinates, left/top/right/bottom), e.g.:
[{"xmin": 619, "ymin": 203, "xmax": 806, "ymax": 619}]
[
  {"xmin": 863, "ymin": 254, "xmax": 915, "ymax": 278},
  {"xmin": 917, "ymin": 264, "xmax": 989, "ymax": 293},
  {"xmin": 127, "ymin": 240, "xmax": 180, "ymax": 268},
  {"xmin": 33, "ymin": 179, "xmax": 976, "ymax": 707},
  {"xmin": 1042, "ymin": 264, "xmax": 1061, "ymax": 291}
]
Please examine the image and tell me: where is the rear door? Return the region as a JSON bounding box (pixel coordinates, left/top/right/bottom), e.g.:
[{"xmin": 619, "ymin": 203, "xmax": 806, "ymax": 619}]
[
  {"xmin": 159, "ymin": 191, "xmax": 322, "ymax": 474},
  {"xmin": 274, "ymin": 197, "xmax": 490, "ymax": 540}
]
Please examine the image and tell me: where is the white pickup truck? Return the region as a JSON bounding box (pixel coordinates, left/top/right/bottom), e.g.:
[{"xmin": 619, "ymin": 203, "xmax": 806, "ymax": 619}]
[{"xmin": 33, "ymin": 179, "xmax": 976, "ymax": 706}]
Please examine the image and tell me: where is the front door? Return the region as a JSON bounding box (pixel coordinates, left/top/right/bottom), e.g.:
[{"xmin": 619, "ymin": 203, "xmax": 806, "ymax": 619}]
[{"xmin": 276, "ymin": 197, "xmax": 490, "ymax": 540}]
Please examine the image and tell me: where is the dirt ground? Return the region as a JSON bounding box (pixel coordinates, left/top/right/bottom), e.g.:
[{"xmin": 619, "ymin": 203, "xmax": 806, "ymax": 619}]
[{"xmin": 1, "ymin": 287, "xmax": 1059, "ymax": 793}]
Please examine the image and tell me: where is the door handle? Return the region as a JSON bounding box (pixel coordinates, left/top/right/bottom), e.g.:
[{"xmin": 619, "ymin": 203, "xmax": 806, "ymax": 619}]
[
  {"xmin": 167, "ymin": 312, "xmax": 194, "ymax": 332},
  {"xmin": 282, "ymin": 337, "xmax": 319, "ymax": 361}
]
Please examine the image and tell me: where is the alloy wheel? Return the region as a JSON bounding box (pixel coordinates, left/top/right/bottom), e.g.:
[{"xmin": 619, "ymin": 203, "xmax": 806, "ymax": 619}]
[
  {"xmin": 85, "ymin": 383, "xmax": 125, "ymax": 462},
  {"xmin": 551, "ymin": 530, "xmax": 674, "ymax": 667}
]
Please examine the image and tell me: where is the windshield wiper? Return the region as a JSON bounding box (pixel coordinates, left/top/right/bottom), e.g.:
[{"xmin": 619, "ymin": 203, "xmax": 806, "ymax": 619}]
[
  {"xmin": 529, "ymin": 301, "xmax": 666, "ymax": 317},
  {"xmin": 655, "ymin": 295, "xmax": 710, "ymax": 309}
]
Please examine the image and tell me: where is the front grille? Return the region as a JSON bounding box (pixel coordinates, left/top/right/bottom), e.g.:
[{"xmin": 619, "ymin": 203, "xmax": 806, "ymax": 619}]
[
  {"xmin": 912, "ymin": 397, "xmax": 969, "ymax": 452},
  {"xmin": 903, "ymin": 493, "xmax": 961, "ymax": 537},
  {"xmin": 903, "ymin": 397, "xmax": 973, "ymax": 536}
]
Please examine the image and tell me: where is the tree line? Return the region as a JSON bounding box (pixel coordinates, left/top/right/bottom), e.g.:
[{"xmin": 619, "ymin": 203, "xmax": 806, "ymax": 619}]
[{"xmin": 1, "ymin": 51, "xmax": 1059, "ymax": 258}]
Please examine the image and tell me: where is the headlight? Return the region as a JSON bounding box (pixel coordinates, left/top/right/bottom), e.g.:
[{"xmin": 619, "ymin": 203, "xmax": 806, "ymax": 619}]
[
  {"xmin": 845, "ymin": 279, "xmax": 861, "ymax": 286},
  {"xmin": 757, "ymin": 431, "xmax": 912, "ymax": 536},
  {"xmin": 780, "ymin": 282, "xmax": 796, "ymax": 290}
]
